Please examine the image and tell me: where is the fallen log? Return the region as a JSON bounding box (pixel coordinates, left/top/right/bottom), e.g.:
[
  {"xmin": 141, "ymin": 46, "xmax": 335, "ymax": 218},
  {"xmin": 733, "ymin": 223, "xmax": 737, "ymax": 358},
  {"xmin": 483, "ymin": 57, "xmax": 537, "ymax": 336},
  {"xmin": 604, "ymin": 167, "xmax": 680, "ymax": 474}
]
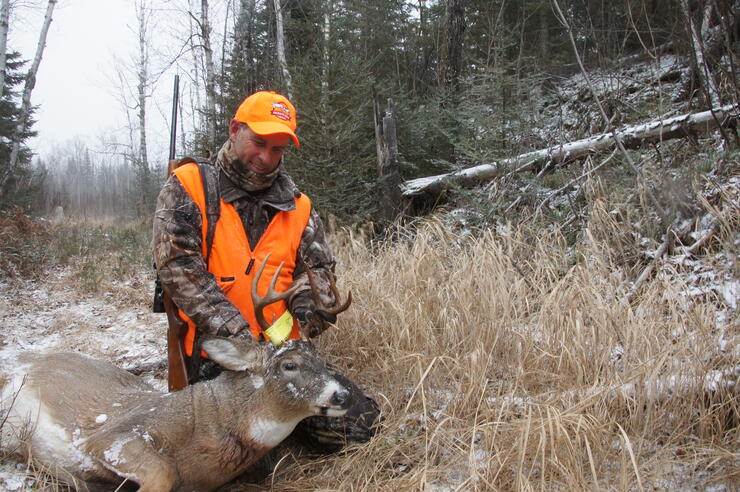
[{"xmin": 402, "ymin": 104, "xmax": 738, "ymax": 198}]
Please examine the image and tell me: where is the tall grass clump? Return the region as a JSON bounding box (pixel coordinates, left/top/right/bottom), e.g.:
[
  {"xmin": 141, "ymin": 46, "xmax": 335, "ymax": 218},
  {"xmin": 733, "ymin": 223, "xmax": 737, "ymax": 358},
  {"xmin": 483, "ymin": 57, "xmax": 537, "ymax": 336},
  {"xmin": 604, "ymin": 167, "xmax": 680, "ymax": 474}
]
[
  {"xmin": 271, "ymin": 211, "xmax": 737, "ymax": 490},
  {"xmin": 0, "ymin": 209, "xmax": 154, "ymax": 304}
]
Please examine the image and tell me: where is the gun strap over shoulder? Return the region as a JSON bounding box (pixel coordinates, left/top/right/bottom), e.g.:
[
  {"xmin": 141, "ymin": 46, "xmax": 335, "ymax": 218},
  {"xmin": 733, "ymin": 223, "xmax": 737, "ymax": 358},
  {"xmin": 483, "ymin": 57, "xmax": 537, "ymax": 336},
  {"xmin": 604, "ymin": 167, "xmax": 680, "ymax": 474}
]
[
  {"xmin": 196, "ymin": 162, "xmax": 221, "ymax": 269},
  {"xmin": 174, "ymin": 157, "xmax": 221, "ymax": 267},
  {"xmin": 172, "ymin": 157, "xmax": 221, "ymax": 382}
]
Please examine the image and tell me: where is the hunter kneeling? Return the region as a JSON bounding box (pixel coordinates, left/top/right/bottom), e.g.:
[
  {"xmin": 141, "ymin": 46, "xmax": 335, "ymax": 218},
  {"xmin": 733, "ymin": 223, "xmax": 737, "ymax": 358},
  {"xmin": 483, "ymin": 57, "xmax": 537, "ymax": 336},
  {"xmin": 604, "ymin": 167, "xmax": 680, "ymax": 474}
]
[{"xmin": 152, "ymin": 91, "xmax": 380, "ymax": 470}]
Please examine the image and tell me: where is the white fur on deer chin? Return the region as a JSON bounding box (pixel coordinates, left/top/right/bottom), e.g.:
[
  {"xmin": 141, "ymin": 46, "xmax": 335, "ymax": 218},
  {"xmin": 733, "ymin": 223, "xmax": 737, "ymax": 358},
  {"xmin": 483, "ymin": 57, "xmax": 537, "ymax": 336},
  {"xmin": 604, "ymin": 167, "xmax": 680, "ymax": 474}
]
[{"xmin": 248, "ymin": 416, "xmax": 301, "ymax": 448}]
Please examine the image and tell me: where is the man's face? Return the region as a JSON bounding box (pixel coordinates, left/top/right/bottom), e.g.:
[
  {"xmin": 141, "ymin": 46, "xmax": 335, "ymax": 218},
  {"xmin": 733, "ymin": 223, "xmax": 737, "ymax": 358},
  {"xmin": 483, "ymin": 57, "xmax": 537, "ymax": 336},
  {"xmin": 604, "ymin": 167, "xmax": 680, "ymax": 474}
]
[{"xmin": 229, "ymin": 119, "xmax": 291, "ymax": 175}]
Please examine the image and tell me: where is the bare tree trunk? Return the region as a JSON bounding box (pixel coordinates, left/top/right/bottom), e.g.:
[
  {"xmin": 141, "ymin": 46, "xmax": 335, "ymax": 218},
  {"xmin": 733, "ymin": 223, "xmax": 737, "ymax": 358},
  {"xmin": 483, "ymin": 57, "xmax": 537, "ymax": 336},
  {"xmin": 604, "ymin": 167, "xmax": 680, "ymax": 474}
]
[
  {"xmin": 537, "ymin": 1, "xmax": 549, "ymax": 64},
  {"xmin": 114, "ymin": 67, "xmax": 139, "ymax": 214},
  {"xmin": 1, "ymin": 0, "xmax": 56, "ymax": 197},
  {"xmin": 680, "ymin": 0, "xmax": 722, "ymax": 107},
  {"xmin": 235, "ymin": 0, "xmax": 257, "ymax": 95},
  {"xmin": 374, "ymin": 94, "xmax": 404, "ymax": 222},
  {"xmin": 135, "ymin": 0, "xmax": 151, "ymax": 214},
  {"xmin": 441, "ymin": 0, "xmax": 465, "ymax": 92},
  {"xmin": 273, "ymin": 0, "xmax": 292, "ymax": 98},
  {"xmin": 320, "ymin": 0, "xmax": 332, "ymax": 116},
  {"xmin": 187, "ymin": 0, "xmax": 203, "ymax": 148},
  {"xmin": 201, "ymin": 0, "xmax": 217, "ymax": 154},
  {"xmin": 0, "ymin": 0, "xmax": 10, "ymax": 96}
]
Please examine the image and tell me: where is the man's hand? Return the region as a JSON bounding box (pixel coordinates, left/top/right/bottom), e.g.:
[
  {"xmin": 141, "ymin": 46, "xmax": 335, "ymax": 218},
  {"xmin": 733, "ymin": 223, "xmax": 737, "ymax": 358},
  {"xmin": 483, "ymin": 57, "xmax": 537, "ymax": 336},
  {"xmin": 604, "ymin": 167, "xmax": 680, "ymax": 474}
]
[
  {"xmin": 294, "ymin": 306, "xmax": 337, "ymax": 338},
  {"xmin": 216, "ymin": 320, "xmax": 251, "ymax": 339}
]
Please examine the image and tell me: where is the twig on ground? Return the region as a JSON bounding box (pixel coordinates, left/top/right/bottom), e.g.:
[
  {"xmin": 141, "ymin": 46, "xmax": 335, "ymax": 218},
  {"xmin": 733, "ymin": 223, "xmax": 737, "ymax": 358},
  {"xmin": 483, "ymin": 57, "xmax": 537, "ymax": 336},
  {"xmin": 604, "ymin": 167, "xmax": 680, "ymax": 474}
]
[
  {"xmin": 626, "ymin": 228, "xmax": 672, "ymax": 304},
  {"xmin": 535, "ymin": 149, "xmax": 619, "ymax": 216},
  {"xmin": 503, "ymin": 159, "xmax": 555, "ymax": 215},
  {"xmin": 686, "ymin": 217, "xmax": 720, "ymax": 255}
]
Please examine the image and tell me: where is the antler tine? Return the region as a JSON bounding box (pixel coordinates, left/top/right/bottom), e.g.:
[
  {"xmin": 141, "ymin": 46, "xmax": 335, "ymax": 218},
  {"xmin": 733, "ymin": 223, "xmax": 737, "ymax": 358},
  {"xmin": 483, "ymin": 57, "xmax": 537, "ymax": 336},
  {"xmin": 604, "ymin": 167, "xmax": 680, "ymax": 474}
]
[
  {"xmin": 306, "ymin": 267, "xmax": 352, "ymax": 315},
  {"xmin": 252, "ymin": 254, "xmax": 300, "ymax": 332},
  {"xmin": 326, "ymin": 271, "xmax": 352, "ymax": 314}
]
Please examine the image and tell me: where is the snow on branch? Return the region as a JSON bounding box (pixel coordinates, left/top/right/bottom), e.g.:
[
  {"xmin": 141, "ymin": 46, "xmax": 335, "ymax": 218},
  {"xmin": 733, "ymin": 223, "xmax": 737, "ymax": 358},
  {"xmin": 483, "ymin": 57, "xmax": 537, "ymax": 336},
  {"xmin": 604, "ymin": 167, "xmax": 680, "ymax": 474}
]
[{"xmin": 402, "ymin": 104, "xmax": 739, "ymax": 198}]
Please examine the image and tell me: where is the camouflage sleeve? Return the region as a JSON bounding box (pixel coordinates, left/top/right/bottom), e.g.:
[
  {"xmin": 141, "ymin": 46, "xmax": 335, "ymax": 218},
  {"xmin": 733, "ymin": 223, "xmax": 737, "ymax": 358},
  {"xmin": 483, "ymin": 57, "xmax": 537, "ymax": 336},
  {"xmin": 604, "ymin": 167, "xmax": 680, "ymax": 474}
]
[
  {"xmin": 288, "ymin": 208, "xmax": 338, "ymax": 315},
  {"xmin": 152, "ymin": 175, "xmax": 249, "ymax": 337}
]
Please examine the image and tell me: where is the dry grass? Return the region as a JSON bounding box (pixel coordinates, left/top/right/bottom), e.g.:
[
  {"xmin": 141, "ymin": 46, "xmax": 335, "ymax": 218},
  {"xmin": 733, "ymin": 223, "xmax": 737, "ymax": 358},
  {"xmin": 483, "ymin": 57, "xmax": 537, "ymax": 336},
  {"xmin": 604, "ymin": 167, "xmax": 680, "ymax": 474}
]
[
  {"xmin": 1, "ymin": 178, "xmax": 736, "ymax": 490},
  {"xmin": 265, "ymin": 213, "xmax": 738, "ymax": 490}
]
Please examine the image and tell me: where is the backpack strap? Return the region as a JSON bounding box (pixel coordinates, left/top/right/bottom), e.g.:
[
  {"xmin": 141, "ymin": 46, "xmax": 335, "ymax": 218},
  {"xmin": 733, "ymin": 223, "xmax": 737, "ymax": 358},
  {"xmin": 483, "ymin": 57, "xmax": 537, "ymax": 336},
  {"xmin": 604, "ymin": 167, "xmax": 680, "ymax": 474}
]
[
  {"xmin": 178, "ymin": 158, "xmax": 220, "ymax": 382},
  {"xmin": 196, "ymin": 162, "xmax": 221, "ymax": 269},
  {"xmin": 172, "ymin": 156, "xmax": 221, "ymax": 268}
]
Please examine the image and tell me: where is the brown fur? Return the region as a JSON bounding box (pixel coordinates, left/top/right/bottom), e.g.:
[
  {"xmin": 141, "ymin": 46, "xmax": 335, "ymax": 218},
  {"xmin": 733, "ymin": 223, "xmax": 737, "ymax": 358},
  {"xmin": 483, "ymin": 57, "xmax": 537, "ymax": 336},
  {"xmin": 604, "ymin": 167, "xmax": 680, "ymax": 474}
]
[{"xmin": 0, "ymin": 338, "xmax": 349, "ymax": 491}]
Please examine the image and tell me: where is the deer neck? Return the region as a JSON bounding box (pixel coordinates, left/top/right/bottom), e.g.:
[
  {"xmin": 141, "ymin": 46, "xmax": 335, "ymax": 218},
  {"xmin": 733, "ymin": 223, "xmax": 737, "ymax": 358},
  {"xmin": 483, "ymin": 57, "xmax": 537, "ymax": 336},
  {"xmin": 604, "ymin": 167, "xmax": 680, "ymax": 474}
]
[{"xmin": 196, "ymin": 373, "xmax": 309, "ymax": 449}]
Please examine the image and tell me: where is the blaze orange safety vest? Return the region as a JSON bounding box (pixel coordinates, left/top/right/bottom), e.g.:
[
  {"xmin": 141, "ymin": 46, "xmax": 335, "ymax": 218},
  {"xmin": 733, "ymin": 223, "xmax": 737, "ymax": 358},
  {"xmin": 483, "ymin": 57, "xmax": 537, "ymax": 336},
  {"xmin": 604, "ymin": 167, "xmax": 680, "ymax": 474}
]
[{"xmin": 173, "ymin": 163, "xmax": 312, "ymax": 356}]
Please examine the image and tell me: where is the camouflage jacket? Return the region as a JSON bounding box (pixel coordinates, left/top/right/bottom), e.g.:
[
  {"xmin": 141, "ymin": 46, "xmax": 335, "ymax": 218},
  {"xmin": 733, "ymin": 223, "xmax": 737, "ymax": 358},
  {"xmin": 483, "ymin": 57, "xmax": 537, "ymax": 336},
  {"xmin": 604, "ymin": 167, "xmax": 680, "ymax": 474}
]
[{"xmin": 152, "ymin": 155, "xmax": 337, "ymax": 340}]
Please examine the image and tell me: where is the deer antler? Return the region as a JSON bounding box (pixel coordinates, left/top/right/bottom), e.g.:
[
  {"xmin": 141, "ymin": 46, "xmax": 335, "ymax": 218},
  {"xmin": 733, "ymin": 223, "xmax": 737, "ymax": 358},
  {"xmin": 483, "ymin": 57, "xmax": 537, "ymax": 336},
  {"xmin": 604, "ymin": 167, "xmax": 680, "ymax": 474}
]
[
  {"xmin": 305, "ymin": 266, "xmax": 352, "ymax": 316},
  {"xmin": 251, "ymin": 254, "xmax": 300, "ymax": 332}
]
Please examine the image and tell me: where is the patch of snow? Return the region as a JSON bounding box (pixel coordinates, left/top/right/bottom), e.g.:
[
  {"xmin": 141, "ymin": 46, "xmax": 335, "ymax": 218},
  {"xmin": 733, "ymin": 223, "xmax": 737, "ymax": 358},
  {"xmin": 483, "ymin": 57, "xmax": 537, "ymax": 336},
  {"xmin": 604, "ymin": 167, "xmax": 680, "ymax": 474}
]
[
  {"xmin": 95, "ymin": 413, "xmax": 108, "ymax": 424},
  {"xmin": 103, "ymin": 437, "xmax": 132, "ymax": 466},
  {"xmin": 0, "ymin": 468, "xmax": 32, "ymax": 491}
]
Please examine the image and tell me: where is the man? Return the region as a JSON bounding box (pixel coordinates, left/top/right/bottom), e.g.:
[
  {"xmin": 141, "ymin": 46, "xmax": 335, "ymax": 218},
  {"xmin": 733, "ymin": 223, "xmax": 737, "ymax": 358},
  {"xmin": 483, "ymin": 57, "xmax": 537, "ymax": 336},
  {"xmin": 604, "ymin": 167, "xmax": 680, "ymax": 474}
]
[{"xmin": 152, "ymin": 91, "xmax": 378, "ymax": 455}]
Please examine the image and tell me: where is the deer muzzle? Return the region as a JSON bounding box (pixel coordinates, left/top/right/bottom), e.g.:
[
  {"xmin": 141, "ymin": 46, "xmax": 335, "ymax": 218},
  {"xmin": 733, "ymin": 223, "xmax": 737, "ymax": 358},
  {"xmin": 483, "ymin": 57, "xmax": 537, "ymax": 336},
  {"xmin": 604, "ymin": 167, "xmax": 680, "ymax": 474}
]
[{"xmin": 313, "ymin": 378, "xmax": 351, "ymax": 417}]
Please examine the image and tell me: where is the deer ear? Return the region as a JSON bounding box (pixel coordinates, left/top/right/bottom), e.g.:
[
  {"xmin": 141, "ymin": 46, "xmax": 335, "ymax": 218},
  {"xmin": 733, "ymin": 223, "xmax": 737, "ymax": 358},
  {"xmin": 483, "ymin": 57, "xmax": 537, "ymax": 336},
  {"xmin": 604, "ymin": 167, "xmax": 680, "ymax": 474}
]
[{"xmin": 202, "ymin": 337, "xmax": 260, "ymax": 372}]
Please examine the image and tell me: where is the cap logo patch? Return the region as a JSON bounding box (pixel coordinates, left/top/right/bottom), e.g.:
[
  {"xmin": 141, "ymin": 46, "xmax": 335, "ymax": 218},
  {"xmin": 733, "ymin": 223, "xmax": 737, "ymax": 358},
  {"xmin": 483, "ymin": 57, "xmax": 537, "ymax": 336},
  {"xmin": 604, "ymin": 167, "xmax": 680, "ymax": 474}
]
[{"xmin": 270, "ymin": 102, "xmax": 291, "ymax": 121}]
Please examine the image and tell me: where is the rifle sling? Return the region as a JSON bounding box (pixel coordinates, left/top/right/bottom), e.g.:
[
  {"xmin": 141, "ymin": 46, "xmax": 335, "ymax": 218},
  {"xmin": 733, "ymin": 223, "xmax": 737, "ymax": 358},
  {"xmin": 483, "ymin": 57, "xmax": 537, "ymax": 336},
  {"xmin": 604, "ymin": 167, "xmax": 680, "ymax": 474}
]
[{"xmin": 189, "ymin": 162, "xmax": 221, "ymax": 379}]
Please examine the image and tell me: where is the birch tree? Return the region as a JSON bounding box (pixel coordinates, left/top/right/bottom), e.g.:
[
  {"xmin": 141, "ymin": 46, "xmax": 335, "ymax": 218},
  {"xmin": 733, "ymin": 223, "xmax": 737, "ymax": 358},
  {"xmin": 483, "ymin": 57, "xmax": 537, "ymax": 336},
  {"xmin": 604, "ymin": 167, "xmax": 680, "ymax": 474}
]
[
  {"xmin": 187, "ymin": 0, "xmax": 203, "ymax": 149},
  {"xmin": 135, "ymin": 0, "xmax": 152, "ymax": 213},
  {"xmin": 200, "ymin": 0, "xmax": 217, "ymax": 153},
  {"xmin": 273, "ymin": 0, "xmax": 292, "ymax": 98},
  {"xmin": 679, "ymin": 0, "xmax": 722, "ymax": 107},
  {"xmin": 1, "ymin": 0, "xmax": 56, "ymax": 199},
  {"xmin": 320, "ymin": 0, "xmax": 331, "ymax": 114},
  {"xmin": 0, "ymin": 0, "xmax": 10, "ymax": 96}
]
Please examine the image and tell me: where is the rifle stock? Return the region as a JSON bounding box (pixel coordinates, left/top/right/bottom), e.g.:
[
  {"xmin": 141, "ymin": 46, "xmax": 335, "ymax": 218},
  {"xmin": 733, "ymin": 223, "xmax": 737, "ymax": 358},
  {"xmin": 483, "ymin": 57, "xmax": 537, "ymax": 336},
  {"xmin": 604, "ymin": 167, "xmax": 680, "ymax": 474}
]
[{"xmin": 164, "ymin": 288, "xmax": 189, "ymax": 392}]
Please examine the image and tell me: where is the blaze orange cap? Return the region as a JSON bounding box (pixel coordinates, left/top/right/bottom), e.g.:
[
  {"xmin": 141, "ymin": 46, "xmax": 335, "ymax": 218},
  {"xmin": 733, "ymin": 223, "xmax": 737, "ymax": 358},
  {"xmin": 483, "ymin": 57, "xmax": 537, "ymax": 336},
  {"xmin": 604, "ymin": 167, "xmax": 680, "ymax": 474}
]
[{"xmin": 234, "ymin": 91, "xmax": 299, "ymax": 147}]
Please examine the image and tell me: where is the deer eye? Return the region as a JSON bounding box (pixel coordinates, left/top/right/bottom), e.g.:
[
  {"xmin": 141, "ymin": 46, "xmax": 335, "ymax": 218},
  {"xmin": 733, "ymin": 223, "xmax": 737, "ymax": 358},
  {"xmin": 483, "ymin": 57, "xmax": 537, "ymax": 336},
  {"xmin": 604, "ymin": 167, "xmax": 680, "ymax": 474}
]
[{"xmin": 282, "ymin": 362, "xmax": 297, "ymax": 372}]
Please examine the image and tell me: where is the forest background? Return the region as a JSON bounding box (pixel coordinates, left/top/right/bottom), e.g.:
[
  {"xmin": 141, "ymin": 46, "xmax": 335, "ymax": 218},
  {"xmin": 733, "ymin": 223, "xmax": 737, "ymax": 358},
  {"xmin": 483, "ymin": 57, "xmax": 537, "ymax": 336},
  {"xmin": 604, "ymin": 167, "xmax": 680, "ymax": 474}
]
[
  {"xmin": 0, "ymin": 0, "xmax": 738, "ymax": 490},
  {"xmin": 0, "ymin": 0, "xmax": 734, "ymax": 225}
]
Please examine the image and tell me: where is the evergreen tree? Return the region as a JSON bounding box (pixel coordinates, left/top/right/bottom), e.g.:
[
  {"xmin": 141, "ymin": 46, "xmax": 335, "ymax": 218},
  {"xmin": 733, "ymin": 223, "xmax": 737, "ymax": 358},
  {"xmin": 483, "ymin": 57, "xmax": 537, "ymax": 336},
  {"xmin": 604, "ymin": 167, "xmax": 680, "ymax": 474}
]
[{"xmin": 0, "ymin": 51, "xmax": 36, "ymax": 208}]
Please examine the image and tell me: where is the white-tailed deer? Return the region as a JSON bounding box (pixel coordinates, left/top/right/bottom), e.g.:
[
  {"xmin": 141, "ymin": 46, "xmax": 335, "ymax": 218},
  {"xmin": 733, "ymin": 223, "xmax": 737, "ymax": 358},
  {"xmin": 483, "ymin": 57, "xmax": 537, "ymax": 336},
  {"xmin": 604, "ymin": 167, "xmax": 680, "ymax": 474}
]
[
  {"xmin": 0, "ymin": 338, "xmax": 350, "ymax": 491},
  {"xmin": 0, "ymin": 260, "xmax": 353, "ymax": 491}
]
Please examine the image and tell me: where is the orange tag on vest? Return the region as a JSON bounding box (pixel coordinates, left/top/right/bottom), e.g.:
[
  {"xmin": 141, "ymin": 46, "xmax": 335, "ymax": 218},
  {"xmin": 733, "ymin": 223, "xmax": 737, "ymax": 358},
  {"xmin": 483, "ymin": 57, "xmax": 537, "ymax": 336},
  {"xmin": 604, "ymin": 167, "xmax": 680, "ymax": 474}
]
[{"xmin": 264, "ymin": 311, "xmax": 294, "ymax": 346}]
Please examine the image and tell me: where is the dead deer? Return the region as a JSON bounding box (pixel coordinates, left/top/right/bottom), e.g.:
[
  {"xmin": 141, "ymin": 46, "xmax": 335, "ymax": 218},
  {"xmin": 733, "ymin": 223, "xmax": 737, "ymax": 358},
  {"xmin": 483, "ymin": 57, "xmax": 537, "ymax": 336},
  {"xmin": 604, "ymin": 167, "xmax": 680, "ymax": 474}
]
[{"xmin": 0, "ymin": 260, "xmax": 352, "ymax": 492}]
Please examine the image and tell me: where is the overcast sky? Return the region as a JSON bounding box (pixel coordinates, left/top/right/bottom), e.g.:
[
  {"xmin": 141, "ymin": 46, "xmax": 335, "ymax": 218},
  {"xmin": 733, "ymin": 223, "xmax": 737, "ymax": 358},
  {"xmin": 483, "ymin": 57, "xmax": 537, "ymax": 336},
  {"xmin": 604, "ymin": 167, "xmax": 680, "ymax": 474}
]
[{"xmin": 10, "ymin": 0, "xmax": 173, "ymax": 160}]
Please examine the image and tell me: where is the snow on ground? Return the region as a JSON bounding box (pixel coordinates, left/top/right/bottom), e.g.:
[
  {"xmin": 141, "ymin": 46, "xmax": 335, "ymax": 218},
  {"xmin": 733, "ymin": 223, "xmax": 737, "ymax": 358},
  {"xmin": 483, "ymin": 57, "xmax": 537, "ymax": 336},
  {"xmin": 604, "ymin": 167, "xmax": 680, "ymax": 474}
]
[
  {"xmin": 0, "ymin": 267, "xmax": 168, "ymax": 490},
  {"xmin": 0, "ymin": 267, "xmax": 167, "ymax": 383}
]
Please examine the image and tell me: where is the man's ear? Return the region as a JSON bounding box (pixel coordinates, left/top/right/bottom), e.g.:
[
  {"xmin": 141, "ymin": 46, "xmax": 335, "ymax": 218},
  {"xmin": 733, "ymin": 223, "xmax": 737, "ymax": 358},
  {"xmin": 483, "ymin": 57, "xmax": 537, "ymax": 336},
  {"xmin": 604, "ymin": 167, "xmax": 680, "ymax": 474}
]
[{"xmin": 228, "ymin": 119, "xmax": 241, "ymax": 141}]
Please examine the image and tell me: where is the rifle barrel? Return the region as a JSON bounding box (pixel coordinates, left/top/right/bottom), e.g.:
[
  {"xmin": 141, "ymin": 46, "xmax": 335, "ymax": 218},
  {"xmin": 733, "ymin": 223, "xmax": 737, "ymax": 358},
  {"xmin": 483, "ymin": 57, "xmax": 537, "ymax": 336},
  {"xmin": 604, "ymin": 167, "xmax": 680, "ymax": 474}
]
[{"xmin": 169, "ymin": 74, "xmax": 180, "ymax": 162}]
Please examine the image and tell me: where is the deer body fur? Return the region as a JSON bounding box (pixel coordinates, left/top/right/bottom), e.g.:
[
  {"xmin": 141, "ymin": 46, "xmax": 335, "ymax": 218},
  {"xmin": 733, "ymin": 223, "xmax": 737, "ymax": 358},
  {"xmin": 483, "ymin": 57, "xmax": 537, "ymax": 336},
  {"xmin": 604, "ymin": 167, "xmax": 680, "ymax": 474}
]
[{"xmin": 0, "ymin": 338, "xmax": 350, "ymax": 491}]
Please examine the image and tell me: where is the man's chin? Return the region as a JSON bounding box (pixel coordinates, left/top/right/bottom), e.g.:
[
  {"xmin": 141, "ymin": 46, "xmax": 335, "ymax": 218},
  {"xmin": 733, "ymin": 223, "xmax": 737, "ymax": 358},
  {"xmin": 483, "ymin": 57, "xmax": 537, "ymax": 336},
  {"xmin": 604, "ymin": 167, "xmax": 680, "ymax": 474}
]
[{"xmin": 247, "ymin": 164, "xmax": 279, "ymax": 175}]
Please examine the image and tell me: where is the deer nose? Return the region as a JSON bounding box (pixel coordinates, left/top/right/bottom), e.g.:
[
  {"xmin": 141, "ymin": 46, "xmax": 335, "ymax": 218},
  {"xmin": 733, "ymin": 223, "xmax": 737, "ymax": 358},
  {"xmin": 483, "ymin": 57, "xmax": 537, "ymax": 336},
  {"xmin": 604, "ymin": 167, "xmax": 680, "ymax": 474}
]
[{"xmin": 331, "ymin": 387, "xmax": 350, "ymax": 406}]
